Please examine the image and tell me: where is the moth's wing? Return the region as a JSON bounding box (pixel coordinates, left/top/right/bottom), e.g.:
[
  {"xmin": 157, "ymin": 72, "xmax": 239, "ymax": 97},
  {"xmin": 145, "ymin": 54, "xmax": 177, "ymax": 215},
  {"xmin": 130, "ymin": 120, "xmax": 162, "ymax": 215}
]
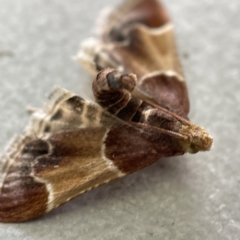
[
  {"xmin": 78, "ymin": 0, "xmax": 190, "ymax": 118},
  {"xmin": 0, "ymin": 127, "xmax": 118, "ymax": 223},
  {"xmin": 98, "ymin": 0, "xmax": 170, "ymax": 42},
  {"xmin": 0, "ymin": 86, "xmax": 185, "ymax": 222}
]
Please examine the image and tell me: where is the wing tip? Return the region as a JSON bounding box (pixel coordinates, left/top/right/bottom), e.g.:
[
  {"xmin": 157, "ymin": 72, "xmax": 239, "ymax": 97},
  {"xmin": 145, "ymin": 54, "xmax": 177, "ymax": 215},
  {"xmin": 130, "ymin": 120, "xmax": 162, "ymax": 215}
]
[{"xmin": 0, "ymin": 178, "xmax": 49, "ymax": 223}]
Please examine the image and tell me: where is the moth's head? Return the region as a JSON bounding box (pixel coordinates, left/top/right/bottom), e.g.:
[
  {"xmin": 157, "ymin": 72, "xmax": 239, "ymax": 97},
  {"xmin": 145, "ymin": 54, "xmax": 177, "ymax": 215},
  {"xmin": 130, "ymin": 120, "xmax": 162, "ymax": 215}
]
[{"xmin": 179, "ymin": 124, "xmax": 213, "ymax": 154}]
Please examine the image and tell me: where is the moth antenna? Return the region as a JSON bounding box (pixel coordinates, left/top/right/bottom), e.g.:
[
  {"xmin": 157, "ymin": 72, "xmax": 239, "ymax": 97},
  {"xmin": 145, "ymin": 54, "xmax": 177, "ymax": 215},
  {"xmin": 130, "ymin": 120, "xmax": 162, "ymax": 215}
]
[
  {"xmin": 26, "ymin": 107, "xmax": 41, "ymax": 114},
  {"xmin": 131, "ymin": 122, "xmax": 188, "ymax": 141},
  {"xmin": 143, "ymin": 99, "xmax": 192, "ymax": 126}
]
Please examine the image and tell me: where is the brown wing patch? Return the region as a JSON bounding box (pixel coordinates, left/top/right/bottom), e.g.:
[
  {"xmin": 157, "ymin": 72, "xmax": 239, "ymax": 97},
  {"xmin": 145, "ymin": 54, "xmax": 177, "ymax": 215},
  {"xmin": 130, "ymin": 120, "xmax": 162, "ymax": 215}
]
[
  {"xmin": 0, "ymin": 179, "xmax": 48, "ymax": 223},
  {"xmin": 101, "ymin": 0, "xmax": 170, "ymax": 42},
  {"xmin": 110, "ymin": 24, "xmax": 185, "ymax": 83},
  {"xmin": 0, "ymin": 136, "xmax": 49, "ymax": 222},
  {"xmin": 104, "ymin": 124, "xmax": 185, "ymax": 174},
  {"xmin": 33, "ymin": 128, "xmax": 124, "ymax": 212},
  {"xmin": 139, "ymin": 73, "xmax": 189, "ymax": 117}
]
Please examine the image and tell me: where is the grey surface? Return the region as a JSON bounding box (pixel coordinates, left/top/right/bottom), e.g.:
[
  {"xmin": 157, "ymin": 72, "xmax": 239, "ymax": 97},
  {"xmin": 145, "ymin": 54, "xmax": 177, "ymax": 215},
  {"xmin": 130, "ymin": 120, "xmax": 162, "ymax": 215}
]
[{"xmin": 0, "ymin": 0, "xmax": 240, "ymax": 239}]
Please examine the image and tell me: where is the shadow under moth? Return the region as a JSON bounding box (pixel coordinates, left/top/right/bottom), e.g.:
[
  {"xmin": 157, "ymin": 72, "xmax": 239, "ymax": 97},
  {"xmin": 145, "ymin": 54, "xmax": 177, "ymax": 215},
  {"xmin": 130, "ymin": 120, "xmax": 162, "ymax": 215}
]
[{"xmin": 0, "ymin": 0, "xmax": 213, "ymax": 222}]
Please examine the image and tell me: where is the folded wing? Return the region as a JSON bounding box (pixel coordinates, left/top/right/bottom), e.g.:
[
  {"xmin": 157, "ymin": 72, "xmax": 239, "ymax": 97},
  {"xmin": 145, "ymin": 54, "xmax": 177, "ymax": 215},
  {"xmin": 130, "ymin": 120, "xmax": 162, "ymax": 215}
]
[
  {"xmin": 78, "ymin": 0, "xmax": 189, "ymax": 118},
  {"xmin": 0, "ymin": 85, "xmax": 185, "ymax": 222}
]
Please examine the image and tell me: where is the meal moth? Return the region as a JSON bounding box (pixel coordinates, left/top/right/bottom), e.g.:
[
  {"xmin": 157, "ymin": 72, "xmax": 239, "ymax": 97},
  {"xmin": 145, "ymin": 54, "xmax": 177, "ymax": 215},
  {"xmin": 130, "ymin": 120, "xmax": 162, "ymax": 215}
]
[{"xmin": 0, "ymin": 0, "xmax": 213, "ymax": 222}]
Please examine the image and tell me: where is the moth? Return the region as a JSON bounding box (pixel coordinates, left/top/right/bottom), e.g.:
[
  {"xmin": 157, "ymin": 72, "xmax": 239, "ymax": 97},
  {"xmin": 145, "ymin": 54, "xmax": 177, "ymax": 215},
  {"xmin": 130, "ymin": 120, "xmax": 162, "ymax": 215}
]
[{"xmin": 0, "ymin": 0, "xmax": 212, "ymax": 222}]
